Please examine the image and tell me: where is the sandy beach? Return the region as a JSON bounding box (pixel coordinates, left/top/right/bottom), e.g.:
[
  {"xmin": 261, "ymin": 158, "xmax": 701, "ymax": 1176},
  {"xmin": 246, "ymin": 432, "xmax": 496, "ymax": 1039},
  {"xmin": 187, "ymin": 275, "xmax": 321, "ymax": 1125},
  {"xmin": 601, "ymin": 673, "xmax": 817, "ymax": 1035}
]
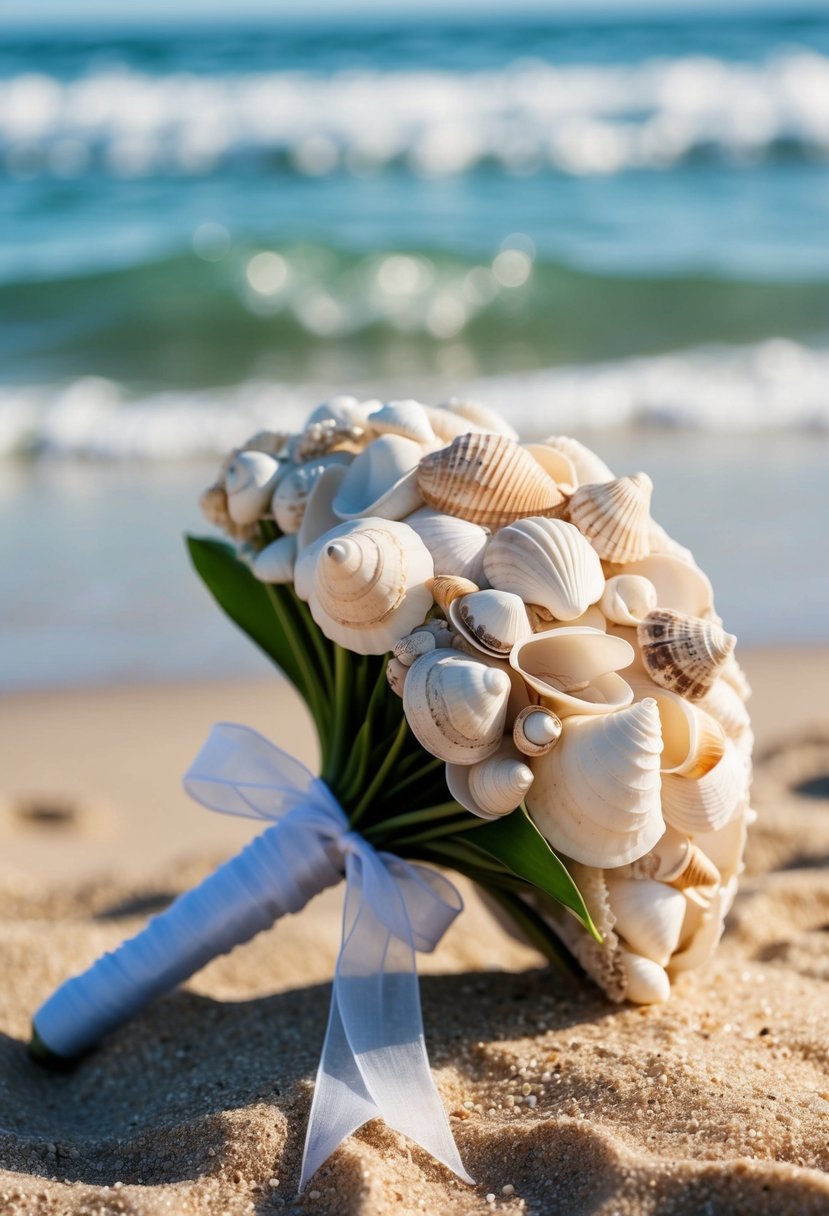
[{"xmin": 1, "ymin": 647, "xmax": 829, "ymax": 1215}]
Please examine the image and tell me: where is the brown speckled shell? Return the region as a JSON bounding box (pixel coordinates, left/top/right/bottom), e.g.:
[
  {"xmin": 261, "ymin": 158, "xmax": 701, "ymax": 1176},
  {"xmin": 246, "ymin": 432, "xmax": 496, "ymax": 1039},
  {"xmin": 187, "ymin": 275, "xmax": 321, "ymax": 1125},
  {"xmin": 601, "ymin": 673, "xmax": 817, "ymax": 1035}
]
[{"xmin": 637, "ymin": 608, "xmax": 736, "ymax": 701}]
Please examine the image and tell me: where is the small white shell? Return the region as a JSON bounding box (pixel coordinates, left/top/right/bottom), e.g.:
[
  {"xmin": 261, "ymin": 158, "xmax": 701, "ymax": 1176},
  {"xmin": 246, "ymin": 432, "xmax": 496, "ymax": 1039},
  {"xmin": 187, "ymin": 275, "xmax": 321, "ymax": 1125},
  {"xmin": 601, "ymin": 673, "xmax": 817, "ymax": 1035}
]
[
  {"xmin": 600, "ymin": 575, "xmax": 658, "ymax": 626},
  {"xmin": 512, "ymin": 706, "xmax": 562, "ymax": 756},
  {"xmin": 402, "ymin": 648, "xmax": 512, "ymax": 765},
  {"xmin": 405, "ymin": 508, "xmax": 489, "ymax": 586},
  {"xmin": 449, "ymin": 589, "xmax": 531, "ymax": 657},
  {"xmin": 510, "ymin": 627, "xmax": 634, "ymax": 718},
  {"xmin": 272, "ymin": 453, "xmax": 352, "ymax": 535},
  {"xmin": 605, "ymin": 554, "xmax": 713, "ymax": 619},
  {"xmin": 224, "ymin": 451, "xmax": 281, "ymax": 525},
  {"xmin": 569, "ymin": 473, "xmax": 653, "ymax": 564},
  {"xmin": 296, "ymin": 463, "xmax": 349, "ymax": 553},
  {"xmin": 660, "ymin": 742, "xmax": 746, "ymax": 835},
  {"xmin": 333, "ymin": 434, "xmax": 424, "ymax": 521},
  {"xmin": 619, "ymin": 949, "xmax": 671, "ymax": 1004},
  {"xmin": 367, "ymin": 400, "xmax": 435, "ymax": 445},
  {"xmin": 604, "ymin": 877, "xmax": 687, "ymax": 967},
  {"xmin": 484, "ymin": 517, "xmax": 605, "ymax": 621},
  {"xmin": 447, "ymin": 745, "xmax": 534, "ymax": 820},
  {"xmin": 393, "ymin": 630, "xmax": 436, "ymax": 667},
  {"xmin": 305, "ymin": 396, "xmax": 376, "ymax": 430},
  {"xmin": 252, "ymin": 533, "xmax": 298, "ymax": 584}
]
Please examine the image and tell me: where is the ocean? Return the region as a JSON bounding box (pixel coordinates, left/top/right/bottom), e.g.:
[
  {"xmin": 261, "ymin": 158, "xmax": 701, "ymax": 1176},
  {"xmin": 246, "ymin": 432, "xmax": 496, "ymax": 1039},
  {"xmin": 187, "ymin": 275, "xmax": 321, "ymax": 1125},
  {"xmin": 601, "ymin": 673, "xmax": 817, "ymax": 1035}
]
[{"xmin": 1, "ymin": 11, "xmax": 828, "ymax": 688}]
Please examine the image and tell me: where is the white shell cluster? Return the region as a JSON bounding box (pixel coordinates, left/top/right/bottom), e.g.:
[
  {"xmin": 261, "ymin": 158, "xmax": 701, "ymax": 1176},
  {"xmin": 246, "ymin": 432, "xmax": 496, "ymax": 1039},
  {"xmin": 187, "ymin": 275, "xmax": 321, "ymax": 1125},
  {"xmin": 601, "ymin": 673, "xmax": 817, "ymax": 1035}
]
[{"xmin": 208, "ymin": 400, "xmax": 752, "ymax": 1006}]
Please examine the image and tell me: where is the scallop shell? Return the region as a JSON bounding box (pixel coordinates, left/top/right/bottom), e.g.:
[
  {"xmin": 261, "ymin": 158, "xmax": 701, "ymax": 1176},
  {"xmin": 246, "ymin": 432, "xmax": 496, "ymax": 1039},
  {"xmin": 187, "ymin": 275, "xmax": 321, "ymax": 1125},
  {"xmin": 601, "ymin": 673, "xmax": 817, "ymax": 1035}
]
[
  {"xmin": 449, "ymin": 589, "xmax": 531, "ymax": 657},
  {"xmin": 660, "ymin": 742, "xmax": 746, "ymax": 835},
  {"xmin": 512, "ymin": 706, "xmax": 562, "ymax": 757},
  {"xmin": 224, "ymin": 451, "xmax": 281, "ymax": 526},
  {"xmin": 604, "ymin": 877, "xmax": 687, "ymax": 967},
  {"xmin": 542, "ymin": 436, "xmax": 615, "ymax": 486},
  {"xmin": 619, "ymin": 950, "xmax": 671, "ymax": 1004},
  {"xmin": 484, "ymin": 517, "xmax": 604, "ymax": 621},
  {"xmin": 600, "ymin": 575, "xmax": 658, "ymax": 626},
  {"xmin": 296, "ymin": 463, "xmax": 349, "ymax": 553},
  {"xmin": 302, "ymin": 518, "xmax": 434, "ymax": 654},
  {"xmin": 367, "ymin": 400, "xmax": 435, "ymax": 445},
  {"xmin": 638, "ymin": 609, "xmax": 736, "ymax": 700},
  {"xmin": 569, "ymin": 473, "xmax": 653, "ymax": 563},
  {"xmin": 417, "ymin": 433, "xmax": 563, "ymax": 528},
  {"xmin": 523, "ymin": 444, "xmax": 577, "ymax": 494},
  {"xmin": 333, "ymin": 434, "xmax": 424, "ymax": 521},
  {"xmin": 510, "ymin": 627, "xmax": 634, "ymax": 718},
  {"xmin": 604, "ymin": 554, "xmax": 713, "ymax": 618},
  {"xmin": 429, "ymin": 574, "xmax": 479, "ymax": 616},
  {"xmin": 402, "ymin": 648, "xmax": 512, "ymax": 765},
  {"xmin": 446, "ymin": 744, "xmax": 534, "ymax": 820},
  {"xmin": 272, "ymin": 453, "xmax": 352, "ymax": 535},
  {"xmin": 252, "ymin": 533, "xmax": 298, "ymax": 584},
  {"xmin": 443, "ymin": 399, "xmax": 519, "ymax": 440},
  {"xmin": 526, "ymin": 698, "xmax": 665, "ymax": 868},
  {"xmin": 405, "ymin": 508, "xmax": 489, "ymax": 586}
]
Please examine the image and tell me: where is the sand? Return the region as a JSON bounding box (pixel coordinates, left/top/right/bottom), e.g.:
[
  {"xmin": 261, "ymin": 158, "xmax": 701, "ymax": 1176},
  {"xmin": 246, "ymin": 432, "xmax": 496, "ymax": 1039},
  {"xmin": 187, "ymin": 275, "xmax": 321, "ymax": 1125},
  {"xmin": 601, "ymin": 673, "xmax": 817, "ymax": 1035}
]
[{"xmin": 2, "ymin": 649, "xmax": 829, "ymax": 1215}]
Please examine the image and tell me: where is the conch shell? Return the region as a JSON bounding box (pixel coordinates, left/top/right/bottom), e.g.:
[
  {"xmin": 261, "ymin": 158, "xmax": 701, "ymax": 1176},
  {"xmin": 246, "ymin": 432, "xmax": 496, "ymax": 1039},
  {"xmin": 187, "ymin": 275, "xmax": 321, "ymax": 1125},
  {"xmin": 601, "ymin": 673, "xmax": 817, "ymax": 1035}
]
[
  {"xmin": 484, "ymin": 517, "xmax": 604, "ymax": 621},
  {"xmin": 417, "ymin": 433, "xmax": 563, "ymax": 528},
  {"xmin": 333, "ymin": 434, "xmax": 424, "ymax": 521},
  {"xmin": 628, "ymin": 676, "xmax": 726, "ymax": 777},
  {"xmin": 510, "ymin": 627, "xmax": 634, "ymax": 718},
  {"xmin": 405, "ymin": 508, "xmax": 489, "ymax": 586},
  {"xmin": 301, "ymin": 518, "xmax": 434, "ymax": 655},
  {"xmin": 446, "ymin": 744, "xmax": 534, "ymax": 820},
  {"xmin": 526, "ymin": 698, "xmax": 665, "ymax": 868},
  {"xmin": 449, "ymin": 589, "xmax": 531, "ymax": 657},
  {"xmin": 224, "ymin": 450, "xmax": 281, "ymax": 526},
  {"xmin": 402, "ymin": 648, "xmax": 512, "ymax": 765},
  {"xmin": 638, "ymin": 609, "xmax": 736, "ymax": 700},
  {"xmin": 568, "ymin": 473, "xmax": 653, "ymax": 563}
]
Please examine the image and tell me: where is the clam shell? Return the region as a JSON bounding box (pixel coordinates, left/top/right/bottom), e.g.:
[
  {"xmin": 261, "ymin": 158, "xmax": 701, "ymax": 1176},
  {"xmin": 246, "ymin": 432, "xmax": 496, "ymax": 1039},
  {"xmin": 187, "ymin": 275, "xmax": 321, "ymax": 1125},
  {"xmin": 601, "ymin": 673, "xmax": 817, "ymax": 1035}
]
[
  {"xmin": 447, "ymin": 744, "xmax": 534, "ymax": 820},
  {"xmin": 523, "ymin": 444, "xmax": 577, "ymax": 494},
  {"xmin": 301, "ymin": 518, "xmax": 434, "ymax": 654},
  {"xmin": 296, "ymin": 462, "xmax": 349, "ymax": 553},
  {"xmin": 513, "ymin": 705, "xmax": 562, "ymax": 756},
  {"xmin": 443, "ymin": 399, "xmax": 519, "ymax": 440},
  {"xmin": 417, "ymin": 433, "xmax": 563, "ymax": 528},
  {"xmin": 569, "ymin": 473, "xmax": 653, "ymax": 563},
  {"xmin": 605, "ymin": 553, "xmax": 713, "ymax": 618},
  {"xmin": 600, "ymin": 574, "xmax": 658, "ymax": 626},
  {"xmin": 449, "ymin": 589, "xmax": 531, "ymax": 657},
  {"xmin": 604, "ymin": 877, "xmax": 687, "ymax": 967},
  {"xmin": 484, "ymin": 517, "xmax": 604, "ymax": 621},
  {"xmin": 541, "ymin": 435, "xmax": 615, "ymax": 486},
  {"xmin": 272, "ymin": 453, "xmax": 352, "ymax": 535},
  {"xmin": 638, "ymin": 609, "xmax": 736, "ymax": 700},
  {"xmin": 510, "ymin": 627, "xmax": 634, "ymax": 718},
  {"xmin": 429, "ymin": 574, "xmax": 479, "ymax": 616},
  {"xmin": 333, "ymin": 434, "xmax": 424, "ymax": 521},
  {"xmin": 367, "ymin": 400, "xmax": 435, "ymax": 445},
  {"xmin": 660, "ymin": 742, "xmax": 746, "ymax": 835},
  {"xmin": 402, "ymin": 648, "xmax": 512, "ymax": 765},
  {"xmin": 251, "ymin": 533, "xmax": 298, "ymax": 584},
  {"xmin": 224, "ymin": 451, "xmax": 281, "ymax": 526},
  {"xmin": 405, "ymin": 508, "xmax": 489, "ymax": 586},
  {"xmin": 619, "ymin": 950, "xmax": 671, "ymax": 1004},
  {"xmin": 526, "ymin": 698, "xmax": 665, "ymax": 868}
]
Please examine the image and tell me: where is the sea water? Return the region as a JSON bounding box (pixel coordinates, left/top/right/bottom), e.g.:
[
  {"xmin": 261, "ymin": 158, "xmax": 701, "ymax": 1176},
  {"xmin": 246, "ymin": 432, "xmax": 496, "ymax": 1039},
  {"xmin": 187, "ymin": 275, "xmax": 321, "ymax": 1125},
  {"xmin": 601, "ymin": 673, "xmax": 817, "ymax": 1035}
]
[{"xmin": 1, "ymin": 11, "xmax": 828, "ymax": 688}]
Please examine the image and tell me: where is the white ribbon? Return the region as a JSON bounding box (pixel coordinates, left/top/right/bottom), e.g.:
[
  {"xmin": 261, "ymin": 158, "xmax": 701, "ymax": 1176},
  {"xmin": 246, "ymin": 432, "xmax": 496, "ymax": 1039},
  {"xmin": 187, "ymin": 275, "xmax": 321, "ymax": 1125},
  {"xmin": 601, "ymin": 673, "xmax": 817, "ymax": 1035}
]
[{"xmin": 33, "ymin": 722, "xmax": 473, "ymax": 1190}]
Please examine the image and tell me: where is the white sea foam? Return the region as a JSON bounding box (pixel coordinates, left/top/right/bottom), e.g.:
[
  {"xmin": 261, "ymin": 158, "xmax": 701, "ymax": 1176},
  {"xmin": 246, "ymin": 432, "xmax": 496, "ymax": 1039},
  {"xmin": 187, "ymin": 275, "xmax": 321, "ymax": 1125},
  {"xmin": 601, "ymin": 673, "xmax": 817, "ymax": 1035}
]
[
  {"xmin": 2, "ymin": 53, "xmax": 829, "ymax": 177},
  {"xmin": 1, "ymin": 340, "xmax": 827, "ymax": 463}
]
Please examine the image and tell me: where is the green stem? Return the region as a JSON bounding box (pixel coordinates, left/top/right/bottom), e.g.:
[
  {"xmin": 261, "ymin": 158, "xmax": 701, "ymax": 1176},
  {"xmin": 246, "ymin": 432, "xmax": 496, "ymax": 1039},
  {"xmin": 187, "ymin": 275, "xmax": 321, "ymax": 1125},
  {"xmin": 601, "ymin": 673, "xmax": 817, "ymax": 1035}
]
[
  {"xmin": 349, "ymin": 717, "xmax": 409, "ymax": 828},
  {"xmin": 363, "ymin": 801, "xmax": 460, "ymax": 842},
  {"xmin": 322, "ymin": 644, "xmax": 351, "ymax": 785},
  {"xmin": 289, "ymin": 587, "xmax": 335, "ymax": 698},
  {"xmin": 393, "ymin": 816, "xmax": 484, "ymax": 846},
  {"xmin": 479, "ymin": 885, "xmax": 584, "ymax": 978},
  {"xmin": 263, "ymin": 585, "xmax": 330, "ymax": 743},
  {"xmin": 383, "ymin": 754, "xmax": 445, "ymax": 801}
]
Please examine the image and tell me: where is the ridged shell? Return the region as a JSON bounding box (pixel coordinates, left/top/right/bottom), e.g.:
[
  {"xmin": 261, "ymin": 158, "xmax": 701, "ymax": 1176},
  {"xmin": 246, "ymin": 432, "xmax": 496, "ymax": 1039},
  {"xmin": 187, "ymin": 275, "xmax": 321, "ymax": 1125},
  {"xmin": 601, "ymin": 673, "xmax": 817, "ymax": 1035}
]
[
  {"xmin": 417, "ymin": 434, "xmax": 563, "ymax": 528},
  {"xmin": 638, "ymin": 609, "xmax": 736, "ymax": 700},
  {"xmin": 402, "ymin": 648, "xmax": 512, "ymax": 765},
  {"xmin": 333, "ymin": 434, "xmax": 424, "ymax": 521},
  {"xmin": 526, "ymin": 699, "xmax": 665, "ymax": 868},
  {"xmin": 604, "ymin": 554, "xmax": 713, "ymax": 618},
  {"xmin": 430, "ymin": 574, "xmax": 479, "ymax": 616},
  {"xmin": 224, "ymin": 451, "xmax": 281, "ymax": 525},
  {"xmin": 619, "ymin": 949, "xmax": 671, "ymax": 1004},
  {"xmin": 405, "ymin": 508, "xmax": 489, "ymax": 585},
  {"xmin": 660, "ymin": 743, "xmax": 746, "ymax": 835},
  {"xmin": 303, "ymin": 518, "xmax": 434, "ymax": 655},
  {"xmin": 444, "ymin": 399, "xmax": 519, "ymax": 440},
  {"xmin": 296, "ymin": 463, "xmax": 348, "ymax": 553},
  {"xmin": 272, "ymin": 453, "xmax": 351, "ymax": 534},
  {"xmin": 422, "ymin": 407, "xmax": 483, "ymax": 443},
  {"xmin": 510, "ymin": 627, "xmax": 634, "ymax": 718},
  {"xmin": 569, "ymin": 473, "xmax": 653, "ymax": 563},
  {"xmin": 252, "ymin": 533, "xmax": 297, "ymax": 584},
  {"xmin": 393, "ymin": 629, "xmax": 436, "ymax": 667},
  {"xmin": 542, "ymin": 435, "xmax": 615, "ymax": 485},
  {"xmin": 698, "ymin": 678, "xmax": 752, "ymax": 739},
  {"xmin": 628, "ymin": 676, "xmax": 726, "ymax": 777},
  {"xmin": 367, "ymin": 400, "xmax": 435, "ymax": 445},
  {"xmin": 484, "ymin": 517, "xmax": 604, "ymax": 621},
  {"xmin": 604, "ymin": 877, "xmax": 687, "ymax": 967},
  {"xmin": 512, "ymin": 706, "xmax": 562, "ymax": 756},
  {"xmin": 523, "ymin": 444, "xmax": 577, "ymax": 493},
  {"xmin": 449, "ymin": 589, "xmax": 531, "ymax": 657},
  {"xmin": 600, "ymin": 575, "xmax": 658, "ymax": 626},
  {"xmin": 613, "ymin": 824, "xmax": 721, "ymax": 891},
  {"xmin": 446, "ymin": 745, "xmax": 534, "ymax": 820}
]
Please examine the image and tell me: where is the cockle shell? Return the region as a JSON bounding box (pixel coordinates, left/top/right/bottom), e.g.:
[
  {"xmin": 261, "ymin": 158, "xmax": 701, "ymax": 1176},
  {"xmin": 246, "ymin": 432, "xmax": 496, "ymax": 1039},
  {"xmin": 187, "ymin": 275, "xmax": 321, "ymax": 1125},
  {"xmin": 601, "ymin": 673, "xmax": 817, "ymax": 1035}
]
[
  {"xmin": 484, "ymin": 517, "xmax": 604, "ymax": 621},
  {"xmin": 405, "ymin": 508, "xmax": 489, "ymax": 586},
  {"xmin": 600, "ymin": 575, "xmax": 658, "ymax": 626},
  {"xmin": 301, "ymin": 518, "xmax": 434, "ymax": 655},
  {"xmin": 638, "ymin": 609, "xmax": 736, "ymax": 700},
  {"xmin": 417, "ymin": 433, "xmax": 564, "ymax": 528},
  {"xmin": 252, "ymin": 533, "xmax": 298, "ymax": 584},
  {"xmin": 443, "ymin": 399, "xmax": 519, "ymax": 440},
  {"xmin": 429, "ymin": 574, "xmax": 479, "ymax": 616},
  {"xmin": 333, "ymin": 434, "xmax": 424, "ymax": 521},
  {"xmin": 542, "ymin": 435, "xmax": 615, "ymax": 485},
  {"xmin": 568, "ymin": 473, "xmax": 653, "ymax": 564},
  {"xmin": 660, "ymin": 742, "xmax": 745, "ymax": 834},
  {"xmin": 604, "ymin": 877, "xmax": 687, "ymax": 967},
  {"xmin": 272, "ymin": 453, "xmax": 352, "ymax": 535},
  {"xmin": 524, "ymin": 444, "xmax": 577, "ymax": 494},
  {"xmin": 224, "ymin": 451, "xmax": 281, "ymax": 525},
  {"xmin": 512, "ymin": 705, "xmax": 562, "ymax": 756},
  {"xmin": 367, "ymin": 400, "xmax": 435, "ymax": 445},
  {"xmin": 296, "ymin": 463, "xmax": 348, "ymax": 553},
  {"xmin": 446, "ymin": 744, "xmax": 534, "ymax": 820},
  {"xmin": 449, "ymin": 589, "xmax": 531, "ymax": 657},
  {"xmin": 619, "ymin": 950, "xmax": 671, "ymax": 1004},
  {"xmin": 510, "ymin": 627, "xmax": 634, "ymax": 718},
  {"xmin": 526, "ymin": 698, "xmax": 665, "ymax": 868},
  {"xmin": 605, "ymin": 554, "xmax": 713, "ymax": 618},
  {"xmin": 402, "ymin": 648, "xmax": 512, "ymax": 765}
]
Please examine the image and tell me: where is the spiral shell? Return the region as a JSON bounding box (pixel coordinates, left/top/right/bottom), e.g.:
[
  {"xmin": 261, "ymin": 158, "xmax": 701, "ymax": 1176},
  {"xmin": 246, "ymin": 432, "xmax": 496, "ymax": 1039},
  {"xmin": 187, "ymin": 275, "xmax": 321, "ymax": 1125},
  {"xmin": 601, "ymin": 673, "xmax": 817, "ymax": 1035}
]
[
  {"xmin": 484, "ymin": 517, "xmax": 604, "ymax": 621},
  {"xmin": 660, "ymin": 742, "xmax": 746, "ymax": 834},
  {"xmin": 600, "ymin": 575, "xmax": 658, "ymax": 626},
  {"xmin": 512, "ymin": 706, "xmax": 562, "ymax": 756},
  {"xmin": 568, "ymin": 473, "xmax": 653, "ymax": 563},
  {"xmin": 638, "ymin": 609, "xmax": 736, "ymax": 700},
  {"xmin": 446, "ymin": 745, "xmax": 534, "ymax": 820},
  {"xmin": 333, "ymin": 434, "xmax": 424, "ymax": 521},
  {"xmin": 604, "ymin": 553, "xmax": 713, "ymax": 618},
  {"xmin": 367, "ymin": 400, "xmax": 436, "ymax": 445},
  {"xmin": 417, "ymin": 433, "xmax": 563, "ymax": 528},
  {"xmin": 252, "ymin": 534, "xmax": 297, "ymax": 584},
  {"xmin": 224, "ymin": 450, "xmax": 281, "ymax": 526},
  {"xmin": 402, "ymin": 648, "xmax": 512, "ymax": 765}
]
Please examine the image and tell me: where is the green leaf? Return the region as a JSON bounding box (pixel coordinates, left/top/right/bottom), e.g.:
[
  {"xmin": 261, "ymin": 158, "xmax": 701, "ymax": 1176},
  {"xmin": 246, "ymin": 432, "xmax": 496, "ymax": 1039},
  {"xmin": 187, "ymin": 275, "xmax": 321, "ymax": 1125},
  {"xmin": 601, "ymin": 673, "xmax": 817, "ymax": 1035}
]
[{"xmin": 462, "ymin": 809, "xmax": 600, "ymax": 941}]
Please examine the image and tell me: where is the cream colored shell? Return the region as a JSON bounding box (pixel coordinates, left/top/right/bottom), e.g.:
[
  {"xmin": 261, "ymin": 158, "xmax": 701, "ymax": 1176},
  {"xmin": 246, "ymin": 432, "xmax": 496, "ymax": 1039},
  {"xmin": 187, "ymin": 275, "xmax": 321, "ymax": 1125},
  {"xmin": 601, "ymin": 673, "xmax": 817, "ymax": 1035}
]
[
  {"xmin": 446, "ymin": 744, "xmax": 534, "ymax": 820},
  {"xmin": 367, "ymin": 400, "xmax": 435, "ymax": 445},
  {"xmin": 333, "ymin": 433, "xmax": 424, "ymax": 521},
  {"xmin": 252, "ymin": 533, "xmax": 298, "ymax": 584},
  {"xmin": 541, "ymin": 435, "xmax": 615, "ymax": 485},
  {"xmin": 568, "ymin": 473, "xmax": 653, "ymax": 563},
  {"xmin": 449, "ymin": 589, "xmax": 532, "ymax": 657},
  {"xmin": 402, "ymin": 648, "xmax": 512, "ymax": 765},
  {"xmin": 404, "ymin": 508, "xmax": 489, "ymax": 586},
  {"xmin": 224, "ymin": 450, "xmax": 281, "ymax": 525},
  {"xmin": 600, "ymin": 574, "xmax": 658, "ymax": 626},
  {"xmin": 510, "ymin": 627, "xmax": 634, "ymax": 718},
  {"xmin": 604, "ymin": 553, "xmax": 713, "ymax": 618},
  {"xmin": 604, "ymin": 877, "xmax": 687, "ymax": 967},
  {"xmin": 512, "ymin": 705, "xmax": 562, "ymax": 756},
  {"xmin": 272, "ymin": 453, "xmax": 351, "ymax": 535},
  {"xmin": 484, "ymin": 517, "xmax": 604, "ymax": 621}
]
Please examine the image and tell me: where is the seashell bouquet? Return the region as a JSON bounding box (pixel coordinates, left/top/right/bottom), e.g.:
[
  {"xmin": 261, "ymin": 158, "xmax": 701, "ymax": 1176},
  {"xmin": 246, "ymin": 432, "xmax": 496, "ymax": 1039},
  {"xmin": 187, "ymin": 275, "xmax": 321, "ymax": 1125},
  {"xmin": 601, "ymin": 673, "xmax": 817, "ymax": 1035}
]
[{"xmin": 195, "ymin": 396, "xmax": 753, "ymax": 1006}]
